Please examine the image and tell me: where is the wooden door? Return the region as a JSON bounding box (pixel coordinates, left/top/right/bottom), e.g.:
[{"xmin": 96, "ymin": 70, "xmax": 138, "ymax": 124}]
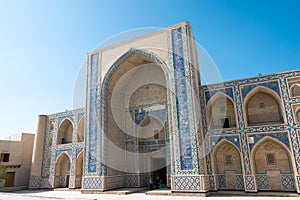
[{"xmin": 4, "ymin": 172, "xmax": 15, "ymax": 187}]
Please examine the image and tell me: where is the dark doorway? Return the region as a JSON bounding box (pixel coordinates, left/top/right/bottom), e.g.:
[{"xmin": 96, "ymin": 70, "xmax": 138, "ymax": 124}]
[
  {"xmin": 66, "ymin": 175, "xmax": 70, "ymax": 187},
  {"xmin": 152, "ymin": 166, "xmax": 166, "ymax": 185},
  {"xmin": 222, "ymin": 117, "xmax": 230, "ymax": 128},
  {"xmin": 151, "ymin": 154, "xmax": 166, "ymax": 188}
]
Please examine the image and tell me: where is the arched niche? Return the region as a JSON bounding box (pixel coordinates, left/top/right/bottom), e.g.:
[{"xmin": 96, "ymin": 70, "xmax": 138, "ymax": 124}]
[
  {"xmin": 251, "ymin": 137, "xmax": 295, "ymax": 191},
  {"xmin": 75, "ymin": 152, "xmax": 83, "ymax": 188},
  {"xmin": 211, "ymin": 140, "xmax": 242, "ymax": 190},
  {"xmin": 76, "ymin": 117, "xmax": 85, "ymax": 143},
  {"xmin": 291, "ymin": 83, "xmax": 300, "ymax": 97},
  {"xmin": 206, "ymin": 92, "xmax": 236, "ymax": 129},
  {"xmin": 54, "ymin": 153, "xmax": 71, "ymax": 188},
  {"xmin": 101, "ymin": 49, "xmax": 170, "ymax": 177},
  {"xmin": 57, "ymin": 119, "xmax": 73, "ymax": 145},
  {"xmin": 244, "ymin": 86, "xmax": 284, "ymax": 126}
]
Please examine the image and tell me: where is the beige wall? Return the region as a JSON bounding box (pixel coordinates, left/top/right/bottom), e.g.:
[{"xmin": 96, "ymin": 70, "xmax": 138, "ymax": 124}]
[
  {"xmin": 213, "ymin": 142, "xmax": 242, "ymax": 174},
  {"xmin": 247, "ymin": 92, "xmax": 282, "ymax": 125},
  {"xmin": 254, "ymin": 140, "xmax": 291, "ymax": 174},
  {"xmin": 207, "ymin": 94, "xmax": 236, "ymax": 129},
  {"xmin": 0, "ymin": 133, "xmax": 34, "ymax": 187}
]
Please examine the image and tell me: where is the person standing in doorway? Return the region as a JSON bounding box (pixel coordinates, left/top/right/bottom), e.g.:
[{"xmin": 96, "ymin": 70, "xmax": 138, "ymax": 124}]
[{"xmin": 149, "ymin": 175, "xmax": 153, "ymax": 190}]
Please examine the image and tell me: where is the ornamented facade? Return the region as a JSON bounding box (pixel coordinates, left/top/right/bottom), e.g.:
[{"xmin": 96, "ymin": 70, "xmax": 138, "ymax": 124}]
[{"xmin": 29, "ymin": 22, "xmax": 300, "ymax": 194}]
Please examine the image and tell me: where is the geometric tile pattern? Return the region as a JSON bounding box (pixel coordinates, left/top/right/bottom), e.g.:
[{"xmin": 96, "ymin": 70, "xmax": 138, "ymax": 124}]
[
  {"xmin": 125, "ymin": 174, "xmax": 139, "ymax": 187},
  {"xmin": 256, "ymin": 175, "xmax": 270, "ymax": 190},
  {"xmin": 82, "ymin": 177, "xmax": 102, "ymax": 190},
  {"xmin": 29, "ymin": 176, "xmax": 42, "ymax": 188},
  {"xmin": 297, "ymin": 176, "xmax": 300, "ymax": 192},
  {"xmin": 281, "ymin": 175, "xmax": 295, "ymax": 191},
  {"xmin": 209, "ymin": 175, "xmax": 216, "ymax": 190},
  {"xmin": 217, "ymin": 175, "xmax": 226, "ymax": 189},
  {"xmin": 235, "ymin": 175, "xmax": 244, "ymax": 190},
  {"xmin": 244, "ymin": 175, "xmax": 256, "ymax": 191},
  {"xmin": 173, "ymin": 176, "xmax": 201, "ymax": 191}
]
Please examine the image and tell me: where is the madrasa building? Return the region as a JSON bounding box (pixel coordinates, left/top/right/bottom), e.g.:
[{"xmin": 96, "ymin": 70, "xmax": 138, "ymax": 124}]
[{"xmin": 29, "ymin": 22, "xmax": 300, "ymax": 194}]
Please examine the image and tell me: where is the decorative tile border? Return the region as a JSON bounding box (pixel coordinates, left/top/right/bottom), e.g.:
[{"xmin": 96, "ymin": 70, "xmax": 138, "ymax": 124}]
[
  {"xmin": 82, "ymin": 177, "xmax": 102, "ymax": 190},
  {"xmin": 281, "ymin": 174, "xmax": 295, "ymax": 191},
  {"xmin": 256, "ymin": 175, "xmax": 270, "ymax": 190},
  {"xmin": 172, "ymin": 27, "xmax": 192, "ymax": 170},
  {"xmin": 173, "ymin": 175, "xmax": 201, "ymax": 191}
]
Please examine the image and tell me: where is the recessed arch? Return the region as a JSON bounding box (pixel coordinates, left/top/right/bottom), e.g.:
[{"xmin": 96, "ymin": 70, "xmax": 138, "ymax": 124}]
[
  {"xmin": 251, "ymin": 136, "xmax": 295, "ymax": 191},
  {"xmin": 57, "ymin": 119, "xmax": 74, "ymax": 145},
  {"xmin": 54, "ymin": 152, "xmax": 71, "ymax": 188},
  {"xmin": 74, "ymin": 151, "xmax": 84, "ymax": 188},
  {"xmin": 76, "ymin": 116, "xmax": 85, "ymax": 143},
  {"xmin": 100, "ymin": 48, "xmax": 171, "ymax": 179},
  {"xmin": 290, "ymin": 83, "xmax": 300, "ymax": 97},
  {"xmin": 206, "ymin": 92, "xmax": 237, "ymax": 129},
  {"xmin": 295, "ymin": 107, "xmax": 300, "ymax": 123},
  {"xmin": 211, "ymin": 139, "xmax": 243, "ymax": 190},
  {"xmin": 244, "ymin": 86, "xmax": 284, "ymax": 126}
]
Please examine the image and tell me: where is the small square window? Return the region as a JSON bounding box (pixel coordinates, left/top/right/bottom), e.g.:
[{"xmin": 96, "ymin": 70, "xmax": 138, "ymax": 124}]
[
  {"xmin": 259, "ymin": 103, "xmax": 265, "ymax": 109},
  {"xmin": 224, "ymin": 155, "xmax": 232, "ymax": 165},
  {"xmin": 1, "ymin": 153, "xmax": 10, "ymax": 162},
  {"xmin": 266, "ymin": 153, "xmax": 276, "ymax": 165}
]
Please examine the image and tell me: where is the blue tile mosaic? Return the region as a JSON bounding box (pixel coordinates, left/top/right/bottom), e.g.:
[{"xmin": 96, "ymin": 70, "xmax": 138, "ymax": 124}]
[
  {"xmin": 205, "ymin": 87, "xmax": 234, "ymax": 104},
  {"xmin": 172, "ymin": 27, "xmax": 192, "ymax": 170},
  {"xmin": 241, "ymin": 80, "xmax": 281, "ymax": 99},
  {"xmin": 210, "ymin": 136, "xmax": 240, "ymax": 150},
  {"xmin": 248, "ymin": 132, "xmax": 290, "ymax": 152},
  {"xmin": 88, "ymin": 53, "xmax": 99, "ymax": 173}
]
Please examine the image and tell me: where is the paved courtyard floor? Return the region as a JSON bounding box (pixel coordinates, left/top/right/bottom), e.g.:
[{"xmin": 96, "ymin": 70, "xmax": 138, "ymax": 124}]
[{"xmin": 0, "ymin": 189, "xmax": 299, "ymax": 200}]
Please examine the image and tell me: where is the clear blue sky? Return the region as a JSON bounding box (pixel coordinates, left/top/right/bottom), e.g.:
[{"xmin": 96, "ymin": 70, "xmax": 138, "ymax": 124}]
[{"xmin": 0, "ymin": 0, "xmax": 299, "ymax": 138}]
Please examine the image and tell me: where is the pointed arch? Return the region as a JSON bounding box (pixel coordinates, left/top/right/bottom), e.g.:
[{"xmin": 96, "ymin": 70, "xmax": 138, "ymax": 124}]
[
  {"xmin": 211, "ymin": 139, "xmax": 243, "ymax": 190},
  {"xmin": 74, "ymin": 151, "xmax": 84, "ymax": 188},
  {"xmin": 251, "ymin": 136, "xmax": 295, "ymax": 191},
  {"xmin": 57, "ymin": 119, "xmax": 74, "ymax": 145},
  {"xmin": 290, "ymin": 83, "xmax": 300, "ymax": 97},
  {"xmin": 206, "ymin": 92, "xmax": 237, "ymax": 129},
  {"xmin": 100, "ymin": 48, "xmax": 171, "ymax": 178},
  {"xmin": 251, "ymin": 136, "xmax": 293, "ymax": 172},
  {"xmin": 54, "ymin": 152, "xmax": 71, "ymax": 188},
  {"xmin": 244, "ymin": 86, "xmax": 284, "ymax": 126},
  {"xmin": 295, "ymin": 107, "xmax": 300, "ymax": 123},
  {"xmin": 76, "ymin": 116, "xmax": 85, "ymax": 143}
]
